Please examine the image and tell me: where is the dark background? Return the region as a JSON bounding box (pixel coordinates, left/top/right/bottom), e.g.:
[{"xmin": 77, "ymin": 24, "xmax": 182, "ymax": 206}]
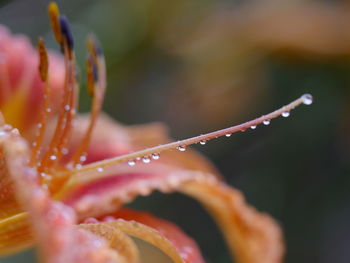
[{"xmin": 1, "ymin": 0, "xmax": 350, "ymax": 262}]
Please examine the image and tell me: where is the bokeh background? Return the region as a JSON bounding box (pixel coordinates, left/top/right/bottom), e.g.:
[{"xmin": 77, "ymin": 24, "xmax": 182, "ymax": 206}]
[{"xmin": 1, "ymin": 0, "xmax": 350, "ymax": 262}]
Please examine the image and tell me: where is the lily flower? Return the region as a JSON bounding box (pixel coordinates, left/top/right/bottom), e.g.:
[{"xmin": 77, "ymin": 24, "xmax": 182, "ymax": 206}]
[{"xmin": 0, "ymin": 2, "xmax": 313, "ymax": 263}]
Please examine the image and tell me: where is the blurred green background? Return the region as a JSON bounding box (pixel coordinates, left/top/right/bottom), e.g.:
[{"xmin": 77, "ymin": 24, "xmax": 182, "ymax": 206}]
[{"xmin": 1, "ymin": 0, "xmax": 350, "ymax": 262}]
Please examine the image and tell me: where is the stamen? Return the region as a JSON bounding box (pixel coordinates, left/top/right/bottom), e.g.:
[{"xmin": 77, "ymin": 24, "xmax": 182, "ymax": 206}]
[
  {"xmin": 48, "ymin": 2, "xmax": 62, "ymax": 45},
  {"xmin": 39, "ymin": 14, "xmax": 77, "ymax": 173},
  {"xmin": 37, "ymin": 38, "xmax": 48, "ymax": 82},
  {"xmin": 62, "ymin": 94, "xmax": 313, "ymax": 177},
  {"xmin": 59, "ymin": 15, "xmax": 74, "ymax": 52},
  {"xmin": 69, "ymin": 36, "xmax": 106, "ymax": 166},
  {"xmin": 30, "ymin": 38, "xmax": 50, "ymax": 166}
]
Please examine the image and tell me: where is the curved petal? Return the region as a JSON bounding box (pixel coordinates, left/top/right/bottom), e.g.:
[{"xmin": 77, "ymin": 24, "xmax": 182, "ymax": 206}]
[
  {"xmin": 0, "ymin": 25, "xmax": 64, "ymax": 134},
  {"xmin": 103, "ymin": 208, "xmax": 205, "ymax": 263},
  {"xmin": 62, "ymin": 165, "xmax": 284, "ymax": 263},
  {"xmin": 80, "ymin": 223, "xmax": 139, "ymax": 263},
  {"xmin": 0, "ymin": 212, "xmax": 32, "ymax": 255},
  {"xmin": 0, "ymin": 126, "xmax": 125, "ymax": 262},
  {"xmin": 82, "ymin": 214, "xmax": 203, "ymax": 263}
]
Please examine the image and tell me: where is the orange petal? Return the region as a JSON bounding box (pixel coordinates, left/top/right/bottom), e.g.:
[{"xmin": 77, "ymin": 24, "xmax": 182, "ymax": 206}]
[
  {"xmin": 62, "ymin": 166, "xmax": 284, "ymax": 263},
  {"xmin": 0, "ymin": 126, "xmax": 125, "ymax": 262},
  {"xmin": 180, "ymin": 173, "xmax": 284, "ymax": 263},
  {"xmin": 80, "ymin": 222, "xmax": 139, "ymax": 263},
  {"xmin": 82, "ymin": 217, "xmax": 200, "ymax": 263},
  {"xmin": 0, "ymin": 213, "xmax": 32, "ymax": 255},
  {"xmin": 104, "ymin": 208, "xmax": 205, "ymax": 263}
]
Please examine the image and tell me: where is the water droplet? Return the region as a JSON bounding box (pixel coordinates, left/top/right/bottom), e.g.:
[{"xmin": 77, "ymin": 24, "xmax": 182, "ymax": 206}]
[
  {"xmin": 61, "ymin": 148, "xmax": 69, "ymax": 155},
  {"xmin": 46, "ymin": 108, "xmax": 52, "ymax": 113},
  {"xmin": 250, "ymin": 125, "xmax": 257, "ymax": 129},
  {"xmin": 37, "ymin": 123, "xmax": 42, "ymax": 128},
  {"xmin": 97, "ymin": 167, "xmax": 104, "ymax": 172},
  {"xmin": 64, "ymin": 105, "xmax": 70, "ymax": 111},
  {"xmin": 177, "ymin": 146, "xmax": 186, "ymax": 152},
  {"xmin": 128, "ymin": 160, "xmax": 136, "ymax": 166},
  {"xmin": 80, "ymin": 155, "xmax": 87, "ymax": 162},
  {"xmin": 84, "ymin": 217, "xmax": 99, "ymax": 224},
  {"xmin": 301, "ymin": 94, "xmax": 313, "ymax": 105},
  {"xmin": 32, "ymin": 142, "xmax": 37, "ymax": 147},
  {"xmin": 263, "ymin": 120, "xmax": 270, "ymax": 125},
  {"xmin": 3, "ymin": 124, "xmax": 12, "ymax": 130},
  {"xmin": 142, "ymin": 156, "xmax": 151, "ymax": 163},
  {"xmin": 240, "ymin": 128, "xmax": 246, "ymax": 132},
  {"xmin": 200, "ymin": 140, "xmax": 206, "ymax": 145},
  {"xmin": 282, "ymin": 111, "xmax": 290, "ymax": 117},
  {"xmin": 152, "ymin": 153, "xmax": 160, "ymax": 160},
  {"xmin": 50, "ymin": 155, "xmax": 57, "ymax": 161},
  {"xmin": 75, "ymin": 164, "xmax": 82, "ymax": 169},
  {"xmin": 136, "ymin": 157, "xmax": 141, "ymax": 161},
  {"xmin": 225, "ymin": 133, "xmax": 231, "ymax": 137}
]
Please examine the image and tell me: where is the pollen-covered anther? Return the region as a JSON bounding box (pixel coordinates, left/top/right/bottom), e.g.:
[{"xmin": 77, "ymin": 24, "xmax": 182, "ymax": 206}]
[
  {"xmin": 37, "ymin": 38, "xmax": 48, "ymax": 82},
  {"xmin": 59, "ymin": 15, "xmax": 74, "ymax": 52},
  {"xmin": 48, "ymin": 2, "xmax": 62, "ymax": 44}
]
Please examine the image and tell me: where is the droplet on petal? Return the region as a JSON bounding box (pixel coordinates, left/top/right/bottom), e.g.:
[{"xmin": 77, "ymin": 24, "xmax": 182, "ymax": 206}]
[
  {"xmin": 61, "ymin": 148, "xmax": 69, "ymax": 155},
  {"xmin": 50, "ymin": 155, "xmax": 57, "ymax": 160},
  {"xmin": 84, "ymin": 217, "xmax": 99, "ymax": 224},
  {"xmin": 97, "ymin": 167, "xmax": 104, "ymax": 172}
]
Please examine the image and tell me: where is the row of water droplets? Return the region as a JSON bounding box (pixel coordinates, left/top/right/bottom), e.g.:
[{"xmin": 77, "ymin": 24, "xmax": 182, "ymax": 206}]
[
  {"xmin": 127, "ymin": 153, "xmax": 160, "ymax": 166},
  {"xmin": 125, "ymin": 94, "xmax": 313, "ymax": 167}
]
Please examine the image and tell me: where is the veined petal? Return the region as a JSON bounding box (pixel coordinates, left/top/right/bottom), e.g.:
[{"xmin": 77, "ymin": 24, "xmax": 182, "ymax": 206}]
[
  {"xmin": 0, "ymin": 25, "xmax": 64, "ymax": 135},
  {"xmin": 61, "ymin": 165, "xmax": 284, "ymax": 263},
  {"xmin": 103, "ymin": 208, "xmax": 205, "ymax": 263},
  {"xmin": 81, "ymin": 211, "xmax": 204, "ymax": 263},
  {"xmin": 80, "ymin": 222, "xmax": 139, "ymax": 263},
  {"xmin": 0, "ymin": 126, "xmax": 127, "ymax": 263},
  {"xmin": 0, "ymin": 212, "xmax": 32, "ymax": 255}
]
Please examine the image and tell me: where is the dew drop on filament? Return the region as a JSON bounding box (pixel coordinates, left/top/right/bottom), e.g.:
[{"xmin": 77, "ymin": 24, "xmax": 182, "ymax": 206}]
[
  {"xmin": 301, "ymin": 94, "xmax": 313, "ymax": 105},
  {"xmin": 151, "ymin": 153, "xmax": 160, "ymax": 160},
  {"xmin": 142, "ymin": 157, "xmax": 151, "ymax": 164},
  {"xmin": 97, "ymin": 167, "xmax": 104, "ymax": 172},
  {"xmin": 128, "ymin": 160, "xmax": 136, "ymax": 166},
  {"xmin": 200, "ymin": 140, "xmax": 206, "ymax": 145},
  {"xmin": 177, "ymin": 146, "xmax": 186, "ymax": 152},
  {"xmin": 225, "ymin": 134, "xmax": 231, "ymax": 137},
  {"xmin": 263, "ymin": 120, "xmax": 270, "ymax": 125},
  {"xmin": 282, "ymin": 111, "xmax": 290, "ymax": 118},
  {"xmin": 250, "ymin": 125, "xmax": 257, "ymax": 129}
]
